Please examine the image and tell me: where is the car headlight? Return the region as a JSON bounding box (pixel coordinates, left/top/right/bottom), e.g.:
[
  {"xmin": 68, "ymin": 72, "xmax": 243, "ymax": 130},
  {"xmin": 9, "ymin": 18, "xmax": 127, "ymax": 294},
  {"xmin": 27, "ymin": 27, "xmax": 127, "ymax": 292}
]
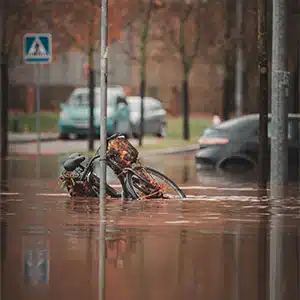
[{"xmin": 60, "ymin": 111, "xmax": 67, "ymax": 120}]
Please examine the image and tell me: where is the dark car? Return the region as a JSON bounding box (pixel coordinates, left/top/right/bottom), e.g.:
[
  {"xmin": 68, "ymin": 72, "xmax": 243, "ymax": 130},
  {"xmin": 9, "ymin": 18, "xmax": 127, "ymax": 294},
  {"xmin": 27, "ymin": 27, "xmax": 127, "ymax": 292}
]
[{"xmin": 195, "ymin": 114, "xmax": 300, "ymax": 171}]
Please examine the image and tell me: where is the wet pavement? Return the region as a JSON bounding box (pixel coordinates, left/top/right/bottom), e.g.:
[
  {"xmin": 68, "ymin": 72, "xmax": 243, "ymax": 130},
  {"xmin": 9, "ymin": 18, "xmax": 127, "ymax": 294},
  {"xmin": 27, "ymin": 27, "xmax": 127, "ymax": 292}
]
[
  {"xmin": 9, "ymin": 138, "xmax": 157, "ymax": 155},
  {"xmin": 1, "ymin": 153, "xmax": 300, "ymax": 300}
]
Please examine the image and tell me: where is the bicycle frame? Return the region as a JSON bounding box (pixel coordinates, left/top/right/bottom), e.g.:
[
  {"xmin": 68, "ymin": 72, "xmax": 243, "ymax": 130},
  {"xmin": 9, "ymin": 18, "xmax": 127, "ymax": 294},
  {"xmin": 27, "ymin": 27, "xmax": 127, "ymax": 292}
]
[
  {"xmin": 80, "ymin": 133, "xmax": 124, "ymax": 181},
  {"xmin": 63, "ymin": 133, "xmax": 162, "ymax": 198}
]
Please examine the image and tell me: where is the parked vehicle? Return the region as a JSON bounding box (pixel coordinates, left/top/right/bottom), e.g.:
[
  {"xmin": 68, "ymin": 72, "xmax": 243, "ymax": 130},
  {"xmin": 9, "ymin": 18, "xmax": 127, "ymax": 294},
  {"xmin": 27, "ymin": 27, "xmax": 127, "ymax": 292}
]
[
  {"xmin": 195, "ymin": 114, "xmax": 300, "ymax": 172},
  {"xmin": 126, "ymin": 96, "xmax": 167, "ymax": 138},
  {"xmin": 58, "ymin": 86, "xmax": 132, "ymax": 139},
  {"xmin": 59, "ymin": 133, "xmax": 186, "ymax": 199}
]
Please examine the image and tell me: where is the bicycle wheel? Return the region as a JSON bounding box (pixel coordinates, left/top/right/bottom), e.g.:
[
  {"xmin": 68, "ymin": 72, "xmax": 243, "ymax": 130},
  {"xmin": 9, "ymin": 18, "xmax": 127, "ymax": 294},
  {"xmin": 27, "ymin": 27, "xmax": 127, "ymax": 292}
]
[
  {"xmin": 88, "ymin": 172, "xmax": 125, "ymax": 198},
  {"xmin": 125, "ymin": 166, "xmax": 186, "ymax": 200}
]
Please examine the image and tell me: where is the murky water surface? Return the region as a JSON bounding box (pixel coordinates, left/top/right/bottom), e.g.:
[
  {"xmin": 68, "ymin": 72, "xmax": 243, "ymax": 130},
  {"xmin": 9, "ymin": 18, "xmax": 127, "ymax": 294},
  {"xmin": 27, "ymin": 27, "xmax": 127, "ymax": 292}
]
[{"xmin": 1, "ymin": 153, "xmax": 300, "ymax": 300}]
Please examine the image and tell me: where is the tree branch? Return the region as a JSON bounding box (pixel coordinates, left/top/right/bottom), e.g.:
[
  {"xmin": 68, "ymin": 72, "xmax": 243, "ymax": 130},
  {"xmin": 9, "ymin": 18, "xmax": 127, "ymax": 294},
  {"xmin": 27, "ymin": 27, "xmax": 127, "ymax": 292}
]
[
  {"xmin": 166, "ymin": 26, "xmax": 180, "ymax": 52},
  {"xmin": 139, "ymin": 0, "xmax": 153, "ymax": 78},
  {"xmin": 189, "ymin": 3, "xmax": 202, "ymax": 66},
  {"xmin": 121, "ymin": 40, "xmax": 139, "ymax": 62}
]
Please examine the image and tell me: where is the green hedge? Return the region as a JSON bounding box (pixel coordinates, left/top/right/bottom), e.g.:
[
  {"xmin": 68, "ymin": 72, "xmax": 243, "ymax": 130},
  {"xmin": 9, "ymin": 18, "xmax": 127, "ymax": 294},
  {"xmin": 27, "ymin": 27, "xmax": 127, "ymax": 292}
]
[
  {"xmin": 9, "ymin": 112, "xmax": 59, "ymax": 132},
  {"xmin": 9, "ymin": 112, "xmax": 211, "ymax": 136}
]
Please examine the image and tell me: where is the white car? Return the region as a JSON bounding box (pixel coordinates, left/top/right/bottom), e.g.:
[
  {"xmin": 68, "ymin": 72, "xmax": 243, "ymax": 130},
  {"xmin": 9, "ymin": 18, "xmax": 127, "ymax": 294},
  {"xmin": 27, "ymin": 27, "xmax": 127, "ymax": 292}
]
[{"xmin": 126, "ymin": 96, "xmax": 167, "ymax": 138}]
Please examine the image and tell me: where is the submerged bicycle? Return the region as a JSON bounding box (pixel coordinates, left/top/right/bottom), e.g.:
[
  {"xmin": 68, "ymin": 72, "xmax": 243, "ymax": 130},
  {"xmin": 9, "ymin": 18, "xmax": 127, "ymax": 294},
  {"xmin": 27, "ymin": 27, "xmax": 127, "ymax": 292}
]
[{"xmin": 59, "ymin": 133, "xmax": 186, "ymax": 200}]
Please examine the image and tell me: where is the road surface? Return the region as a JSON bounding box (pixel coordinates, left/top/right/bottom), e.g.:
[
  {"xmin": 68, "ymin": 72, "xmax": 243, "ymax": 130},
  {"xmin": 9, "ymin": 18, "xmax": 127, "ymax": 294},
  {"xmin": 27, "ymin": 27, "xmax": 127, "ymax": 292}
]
[{"xmin": 9, "ymin": 137, "xmax": 156, "ymax": 155}]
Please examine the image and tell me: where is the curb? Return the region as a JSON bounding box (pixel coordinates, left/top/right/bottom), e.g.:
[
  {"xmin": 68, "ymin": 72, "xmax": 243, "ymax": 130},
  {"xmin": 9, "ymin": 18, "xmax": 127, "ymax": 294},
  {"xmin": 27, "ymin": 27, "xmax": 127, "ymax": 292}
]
[
  {"xmin": 140, "ymin": 144, "xmax": 199, "ymax": 156},
  {"xmin": 9, "ymin": 136, "xmax": 58, "ymax": 145}
]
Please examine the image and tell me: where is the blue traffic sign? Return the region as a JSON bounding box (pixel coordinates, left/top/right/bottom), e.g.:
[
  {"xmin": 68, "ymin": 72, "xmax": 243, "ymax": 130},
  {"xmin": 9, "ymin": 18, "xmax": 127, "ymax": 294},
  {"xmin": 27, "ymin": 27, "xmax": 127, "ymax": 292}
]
[{"xmin": 23, "ymin": 33, "xmax": 52, "ymax": 64}]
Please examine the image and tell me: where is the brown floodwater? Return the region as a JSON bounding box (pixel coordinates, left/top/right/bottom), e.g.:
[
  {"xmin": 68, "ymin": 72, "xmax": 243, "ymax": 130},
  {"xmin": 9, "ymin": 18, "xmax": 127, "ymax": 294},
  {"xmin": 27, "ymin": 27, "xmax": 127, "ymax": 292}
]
[{"xmin": 1, "ymin": 154, "xmax": 300, "ymax": 300}]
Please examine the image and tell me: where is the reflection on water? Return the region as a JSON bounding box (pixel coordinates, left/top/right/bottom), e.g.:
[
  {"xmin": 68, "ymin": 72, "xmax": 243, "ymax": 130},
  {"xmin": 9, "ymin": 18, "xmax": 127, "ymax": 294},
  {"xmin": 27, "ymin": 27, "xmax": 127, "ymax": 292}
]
[
  {"xmin": 2, "ymin": 191, "xmax": 300, "ymax": 300},
  {"xmin": 1, "ymin": 158, "xmax": 8, "ymax": 192},
  {"xmin": 23, "ymin": 234, "xmax": 49, "ymax": 286},
  {"xmin": 3, "ymin": 153, "xmax": 300, "ymax": 299},
  {"xmin": 5, "ymin": 153, "xmax": 256, "ymax": 189}
]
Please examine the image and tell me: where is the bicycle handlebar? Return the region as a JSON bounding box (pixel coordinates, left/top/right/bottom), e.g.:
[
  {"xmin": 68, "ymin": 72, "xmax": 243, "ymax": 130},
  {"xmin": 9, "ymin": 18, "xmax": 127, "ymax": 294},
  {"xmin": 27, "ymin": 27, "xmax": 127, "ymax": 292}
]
[{"xmin": 81, "ymin": 133, "xmax": 125, "ymax": 180}]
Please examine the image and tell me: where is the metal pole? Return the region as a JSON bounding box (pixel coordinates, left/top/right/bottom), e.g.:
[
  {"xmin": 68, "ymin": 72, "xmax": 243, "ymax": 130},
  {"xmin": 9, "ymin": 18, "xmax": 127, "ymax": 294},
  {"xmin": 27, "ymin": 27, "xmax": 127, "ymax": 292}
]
[
  {"xmin": 234, "ymin": 0, "xmax": 243, "ymax": 118},
  {"xmin": 270, "ymin": 0, "xmax": 290, "ymax": 197},
  {"xmin": 269, "ymin": 0, "xmax": 289, "ymax": 299},
  {"xmin": 99, "ymin": 0, "xmax": 108, "ymax": 201},
  {"xmin": 99, "ymin": 0, "xmax": 108, "ymax": 299},
  {"xmin": 35, "ymin": 64, "xmax": 41, "ymax": 178}
]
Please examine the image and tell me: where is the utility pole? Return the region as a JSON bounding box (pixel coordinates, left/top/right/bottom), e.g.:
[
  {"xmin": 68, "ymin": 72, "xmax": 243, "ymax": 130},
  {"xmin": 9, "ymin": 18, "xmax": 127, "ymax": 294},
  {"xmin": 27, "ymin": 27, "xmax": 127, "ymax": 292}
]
[
  {"xmin": 99, "ymin": 0, "xmax": 108, "ymax": 299},
  {"xmin": 294, "ymin": 40, "xmax": 300, "ymax": 182},
  {"xmin": 269, "ymin": 3, "xmax": 289, "ymax": 300},
  {"xmin": 270, "ymin": 0, "xmax": 290, "ymax": 197},
  {"xmin": 234, "ymin": 0, "xmax": 244, "ymax": 117},
  {"xmin": 257, "ymin": 0, "xmax": 269, "ymax": 190}
]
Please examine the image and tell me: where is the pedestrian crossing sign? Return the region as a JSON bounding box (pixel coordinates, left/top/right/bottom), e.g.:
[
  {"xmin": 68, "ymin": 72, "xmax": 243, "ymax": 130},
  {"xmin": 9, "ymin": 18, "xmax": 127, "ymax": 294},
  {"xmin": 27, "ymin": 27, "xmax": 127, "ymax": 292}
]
[{"xmin": 24, "ymin": 33, "xmax": 52, "ymax": 64}]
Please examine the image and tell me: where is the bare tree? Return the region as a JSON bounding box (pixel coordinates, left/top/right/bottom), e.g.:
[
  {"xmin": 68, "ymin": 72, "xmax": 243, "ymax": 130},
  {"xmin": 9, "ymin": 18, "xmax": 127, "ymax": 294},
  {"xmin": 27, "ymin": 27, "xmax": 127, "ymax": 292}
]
[
  {"xmin": 40, "ymin": 0, "xmax": 101, "ymax": 150},
  {"xmin": 160, "ymin": 0, "xmax": 203, "ymax": 141},
  {"xmin": 121, "ymin": 0, "xmax": 163, "ymax": 146},
  {"xmin": 1, "ymin": 0, "xmax": 38, "ymax": 160},
  {"xmin": 39, "ymin": 0, "xmax": 127, "ymax": 150}
]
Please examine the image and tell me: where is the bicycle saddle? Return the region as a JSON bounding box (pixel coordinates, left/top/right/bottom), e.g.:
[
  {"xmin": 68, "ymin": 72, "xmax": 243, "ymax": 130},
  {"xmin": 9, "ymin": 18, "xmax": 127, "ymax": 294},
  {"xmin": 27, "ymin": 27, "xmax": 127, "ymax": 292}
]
[{"xmin": 63, "ymin": 154, "xmax": 86, "ymax": 172}]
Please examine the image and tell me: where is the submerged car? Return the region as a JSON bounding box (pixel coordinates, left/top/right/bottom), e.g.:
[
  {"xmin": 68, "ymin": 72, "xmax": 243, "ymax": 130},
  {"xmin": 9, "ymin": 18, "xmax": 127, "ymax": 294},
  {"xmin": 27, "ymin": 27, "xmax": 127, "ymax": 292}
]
[
  {"xmin": 126, "ymin": 96, "xmax": 167, "ymax": 138},
  {"xmin": 195, "ymin": 114, "xmax": 300, "ymax": 171},
  {"xmin": 58, "ymin": 86, "xmax": 131, "ymax": 139}
]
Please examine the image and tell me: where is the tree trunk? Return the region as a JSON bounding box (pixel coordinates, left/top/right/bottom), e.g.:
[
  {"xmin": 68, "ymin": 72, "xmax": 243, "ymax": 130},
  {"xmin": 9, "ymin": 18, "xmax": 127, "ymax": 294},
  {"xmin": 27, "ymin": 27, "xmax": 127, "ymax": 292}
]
[
  {"xmin": 222, "ymin": 0, "xmax": 235, "ymax": 121},
  {"xmin": 257, "ymin": 0, "xmax": 269, "ymax": 190},
  {"xmin": 88, "ymin": 52, "xmax": 95, "ymax": 152},
  {"xmin": 1, "ymin": 61, "xmax": 8, "ymax": 160},
  {"xmin": 292, "ymin": 40, "xmax": 299, "ymax": 115},
  {"xmin": 182, "ymin": 73, "xmax": 190, "ymax": 141},
  {"xmin": 138, "ymin": 78, "xmax": 145, "ymax": 147}
]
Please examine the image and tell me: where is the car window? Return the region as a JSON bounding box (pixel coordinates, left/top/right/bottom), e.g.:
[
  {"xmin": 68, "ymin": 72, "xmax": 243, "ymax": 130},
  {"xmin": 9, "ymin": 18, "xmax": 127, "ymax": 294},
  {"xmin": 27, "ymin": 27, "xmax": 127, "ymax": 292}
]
[
  {"xmin": 127, "ymin": 97, "xmax": 152, "ymax": 111},
  {"xmin": 146, "ymin": 98, "xmax": 163, "ymax": 111},
  {"xmin": 215, "ymin": 117, "xmax": 255, "ymax": 130},
  {"xmin": 67, "ymin": 89, "xmax": 118, "ymax": 107},
  {"xmin": 153, "ymin": 99, "xmax": 163, "ymax": 110},
  {"xmin": 127, "ymin": 98, "xmax": 141, "ymax": 111}
]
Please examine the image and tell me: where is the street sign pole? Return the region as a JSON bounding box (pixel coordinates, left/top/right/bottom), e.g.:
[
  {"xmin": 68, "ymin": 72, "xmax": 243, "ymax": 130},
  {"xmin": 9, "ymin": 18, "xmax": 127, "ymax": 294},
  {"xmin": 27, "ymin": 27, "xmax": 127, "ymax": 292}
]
[
  {"xmin": 35, "ymin": 64, "xmax": 41, "ymax": 178},
  {"xmin": 99, "ymin": 0, "xmax": 108, "ymax": 299},
  {"xmin": 23, "ymin": 33, "xmax": 52, "ymax": 178}
]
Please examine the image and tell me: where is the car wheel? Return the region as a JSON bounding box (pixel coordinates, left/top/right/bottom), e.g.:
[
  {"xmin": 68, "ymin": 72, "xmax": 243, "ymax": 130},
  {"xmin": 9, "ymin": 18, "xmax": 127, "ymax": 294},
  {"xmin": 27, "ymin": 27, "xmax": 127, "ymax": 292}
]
[
  {"xmin": 59, "ymin": 133, "xmax": 69, "ymax": 140},
  {"xmin": 217, "ymin": 156, "xmax": 256, "ymax": 173},
  {"xmin": 78, "ymin": 134, "xmax": 87, "ymax": 140},
  {"xmin": 156, "ymin": 123, "xmax": 167, "ymax": 138}
]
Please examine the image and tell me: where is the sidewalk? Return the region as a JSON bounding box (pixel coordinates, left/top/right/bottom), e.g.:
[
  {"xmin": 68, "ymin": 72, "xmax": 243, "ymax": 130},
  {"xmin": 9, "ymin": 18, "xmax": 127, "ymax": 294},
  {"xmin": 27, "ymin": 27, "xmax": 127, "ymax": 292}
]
[
  {"xmin": 9, "ymin": 133, "xmax": 198, "ymax": 156},
  {"xmin": 9, "ymin": 132, "xmax": 58, "ymax": 144}
]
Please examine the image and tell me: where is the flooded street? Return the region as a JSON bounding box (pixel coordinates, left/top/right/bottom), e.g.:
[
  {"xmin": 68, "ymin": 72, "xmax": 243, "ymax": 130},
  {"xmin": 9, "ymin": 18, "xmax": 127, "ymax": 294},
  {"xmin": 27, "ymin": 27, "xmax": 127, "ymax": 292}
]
[{"xmin": 1, "ymin": 153, "xmax": 300, "ymax": 299}]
